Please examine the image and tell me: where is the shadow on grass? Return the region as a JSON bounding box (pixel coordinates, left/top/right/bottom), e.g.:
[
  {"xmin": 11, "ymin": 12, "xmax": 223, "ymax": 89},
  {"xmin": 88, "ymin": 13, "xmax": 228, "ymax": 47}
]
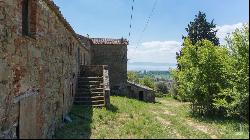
[
  {"xmin": 107, "ymin": 104, "xmax": 118, "ymax": 113},
  {"xmin": 54, "ymin": 105, "xmax": 93, "ymax": 139},
  {"xmin": 189, "ymin": 112, "xmax": 249, "ymax": 132},
  {"xmin": 190, "ymin": 112, "xmax": 245, "ymax": 123}
]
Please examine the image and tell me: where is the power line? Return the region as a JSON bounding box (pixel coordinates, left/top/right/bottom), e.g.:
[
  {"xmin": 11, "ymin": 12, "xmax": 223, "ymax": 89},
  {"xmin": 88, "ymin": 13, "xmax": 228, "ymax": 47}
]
[
  {"xmin": 128, "ymin": 0, "xmax": 135, "ymax": 41},
  {"xmin": 136, "ymin": 0, "xmax": 158, "ymax": 48}
]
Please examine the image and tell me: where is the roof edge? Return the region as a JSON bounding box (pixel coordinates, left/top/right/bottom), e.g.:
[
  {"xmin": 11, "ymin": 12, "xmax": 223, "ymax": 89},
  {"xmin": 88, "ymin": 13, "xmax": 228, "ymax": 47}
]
[
  {"xmin": 127, "ymin": 81, "xmax": 156, "ymax": 92},
  {"xmin": 43, "ymin": 0, "xmax": 90, "ymax": 52},
  {"xmin": 90, "ymin": 38, "xmax": 129, "ymax": 45}
]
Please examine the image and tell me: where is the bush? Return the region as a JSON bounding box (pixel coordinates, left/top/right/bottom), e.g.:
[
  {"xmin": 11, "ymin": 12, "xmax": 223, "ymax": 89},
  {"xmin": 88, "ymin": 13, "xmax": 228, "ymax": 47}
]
[
  {"xmin": 175, "ymin": 38, "xmax": 232, "ymax": 115},
  {"xmin": 155, "ymin": 92, "xmax": 166, "ymax": 98},
  {"xmin": 139, "ymin": 76, "xmax": 155, "ymax": 90},
  {"xmin": 174, "ymin": 25, "xmax": 249, "ymax": 120},
  {"xmin": 213, "ymin": 25, "xmax": 249, "ymax": 120},
  {"xmin": 155, "ymin": 82, "xmax": 169, "ymax": 94},
  {"xmin": 128, "ymin": 71, "xmax": 140, "ymax": 83}
]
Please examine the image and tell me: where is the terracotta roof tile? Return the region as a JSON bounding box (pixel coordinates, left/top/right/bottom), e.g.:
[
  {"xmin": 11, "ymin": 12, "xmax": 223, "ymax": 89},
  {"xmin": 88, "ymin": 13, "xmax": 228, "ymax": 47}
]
[{"xmin": 90, "ymin": 38, "xmax": 129, "ymax": 45}]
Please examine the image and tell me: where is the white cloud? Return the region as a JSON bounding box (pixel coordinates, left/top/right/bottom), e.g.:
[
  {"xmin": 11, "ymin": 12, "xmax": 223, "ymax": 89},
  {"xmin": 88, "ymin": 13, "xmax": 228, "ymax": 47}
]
[
  {"xmin": 128, "ymin": 22, "xmax": 247, "ymax": 65},
  {"xmin": 216, "ymin": 22, "xmax": 245, "ymax": 44},
  {"xmin": 128, "ymin": 41, "xmax": 182, "ymax": 63}
]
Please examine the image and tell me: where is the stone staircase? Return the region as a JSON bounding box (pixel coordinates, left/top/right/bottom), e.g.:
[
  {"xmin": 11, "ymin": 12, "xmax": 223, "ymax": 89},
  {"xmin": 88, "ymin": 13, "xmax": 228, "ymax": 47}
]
[{"xmin": 74, "ymin": 65, "xmax": 110, "ymax": 107}]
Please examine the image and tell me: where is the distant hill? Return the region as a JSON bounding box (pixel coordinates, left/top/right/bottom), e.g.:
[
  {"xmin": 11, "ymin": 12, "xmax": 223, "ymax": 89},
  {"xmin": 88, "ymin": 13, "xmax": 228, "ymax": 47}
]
[
  {"xmin": 128, "ymin": 62, "xmax": 177, "ymax": 71},
  {"xmin": 128, "ymin": 62, "xmax": 176, "ymax": 66}
]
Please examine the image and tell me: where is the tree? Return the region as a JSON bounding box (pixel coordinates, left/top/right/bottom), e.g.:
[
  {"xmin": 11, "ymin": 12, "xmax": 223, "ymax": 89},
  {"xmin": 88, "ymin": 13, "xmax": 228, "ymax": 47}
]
[
  {"xmin": 175, "ymin": 39, "xmax": 232, "ymax": 115},
  {"xmin": 128, "ymin": 71, "xmax": 139, "ymax": 83},
  {"xmin": 139, "ymin": 76, "xmax": 155, "ymax": 90},
  {"xmin": 183, "ymin": 11, "xmax": 219, "ymax": 46},
  {"xmin": 156, "ymin": 82, "xmax": 168, "ymax": 94},
  {"xmin": 213, "ymin": 24, "xmax": 249, "ymax": 120},
  {"xmin": 177, "ymin": 11, "xmax": 220, "ymax": 70}
]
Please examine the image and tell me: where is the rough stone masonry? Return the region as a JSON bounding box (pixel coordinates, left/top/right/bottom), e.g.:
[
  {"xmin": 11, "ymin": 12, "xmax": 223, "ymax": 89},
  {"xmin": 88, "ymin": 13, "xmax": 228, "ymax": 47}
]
[
  {"xmin": 0, "ymin": 0, "xmax": 128, "ymax": 139},
  {"xmin": 0, "ymin": 0, "xmax": 91, "ymax": 138}
]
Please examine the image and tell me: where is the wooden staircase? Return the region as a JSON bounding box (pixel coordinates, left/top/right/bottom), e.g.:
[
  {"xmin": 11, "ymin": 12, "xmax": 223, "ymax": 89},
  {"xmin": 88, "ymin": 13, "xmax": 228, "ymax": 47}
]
[{"xmin": 74, "ymin": 65, "xmax": 110, "ymax": 107}]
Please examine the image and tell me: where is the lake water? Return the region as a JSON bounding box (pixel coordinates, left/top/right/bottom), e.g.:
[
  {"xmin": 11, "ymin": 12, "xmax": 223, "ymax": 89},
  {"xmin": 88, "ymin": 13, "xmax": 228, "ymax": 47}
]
[{"xmin": 128, "ymin": 64, "xmax": 177, "ymax": 71}]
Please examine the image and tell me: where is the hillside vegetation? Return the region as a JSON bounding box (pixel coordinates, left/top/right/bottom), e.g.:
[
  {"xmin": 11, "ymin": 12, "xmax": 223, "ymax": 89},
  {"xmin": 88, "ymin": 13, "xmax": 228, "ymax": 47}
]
[{"xmin": 55, "ymin": 96, "xmax": 249, "ymax": 139}]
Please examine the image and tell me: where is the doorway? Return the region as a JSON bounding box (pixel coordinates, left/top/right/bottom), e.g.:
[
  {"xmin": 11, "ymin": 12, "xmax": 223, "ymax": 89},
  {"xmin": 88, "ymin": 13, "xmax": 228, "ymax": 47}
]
[
  {"xmin": 18, "ymin": 93, "xmax": 37, "ymax": 139},
  {"xmin": 139, "ymin": 91, "xmax": 144, "ymax": 101}
]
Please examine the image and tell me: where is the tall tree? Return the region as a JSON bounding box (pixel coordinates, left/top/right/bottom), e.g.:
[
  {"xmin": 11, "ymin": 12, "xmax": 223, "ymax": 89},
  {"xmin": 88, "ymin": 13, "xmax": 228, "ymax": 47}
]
[
  {"xmin": 183, "ymin": 11, "xmax": 220, "ymax": 45},
  {"xmin": 177, "ymin": 11, "xmax": 219, "ymax": 70}
]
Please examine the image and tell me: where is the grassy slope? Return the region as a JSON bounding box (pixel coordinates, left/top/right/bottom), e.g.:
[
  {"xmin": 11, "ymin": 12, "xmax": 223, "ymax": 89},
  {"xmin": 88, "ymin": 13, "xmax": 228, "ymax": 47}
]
[{"xmin": 55, "ymin": 96, "xmax": 249, "ymax": 139}]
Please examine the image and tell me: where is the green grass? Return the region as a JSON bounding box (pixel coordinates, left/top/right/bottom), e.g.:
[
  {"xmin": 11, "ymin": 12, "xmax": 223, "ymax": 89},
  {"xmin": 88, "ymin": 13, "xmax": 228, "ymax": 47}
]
[{"xmin": 54, "ymin": 96, "xmax": 249, "ymax": 139}]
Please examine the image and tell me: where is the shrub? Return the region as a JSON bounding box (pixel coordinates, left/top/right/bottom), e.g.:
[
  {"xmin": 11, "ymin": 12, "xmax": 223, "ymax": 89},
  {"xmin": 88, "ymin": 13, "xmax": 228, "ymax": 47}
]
[
  {"xmin": 155, "ymin": 82, "xmax": 169, "ymax": 94},
  {"xmin": 175, "ymin": 39, "xmax": 232, "ymax": 115},
  {"xmin": 139, "ymin": 76, "xmax": 155, "ymax": 90}
]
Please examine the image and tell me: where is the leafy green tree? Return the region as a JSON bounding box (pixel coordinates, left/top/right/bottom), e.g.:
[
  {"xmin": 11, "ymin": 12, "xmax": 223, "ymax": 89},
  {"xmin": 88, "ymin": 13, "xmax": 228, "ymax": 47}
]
[
  {"xmin": 175, "ymin": 39, "xmax": 232, "ymax": 115},
  {"xmin": 213, "ymin": 24, "xmax": 249, "ymax": 120},
  {"xmin": 156, "ymin": 82, "xmax": 168, "ymax": 94},
  {"xmin": 128, "ymin": 71, "xmax": 140, "ymax": 83},
  {"xmin": 177, "ymin": 11, "xmax": 220, "ymax": 70},
  {"xmin": 139, "ymin": 76, "xmax": 155, "ymax": 90},
  {"xmin": 183, "ymin": 11, "xmax": 219, "ymax": 46}
]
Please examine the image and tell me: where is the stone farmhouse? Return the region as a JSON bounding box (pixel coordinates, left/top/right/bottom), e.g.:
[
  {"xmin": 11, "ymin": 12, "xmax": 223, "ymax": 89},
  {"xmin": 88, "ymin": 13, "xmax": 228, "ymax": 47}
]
[{"xmin": 0, "ymin": 0, "xmax": 155, "ymax": 139}]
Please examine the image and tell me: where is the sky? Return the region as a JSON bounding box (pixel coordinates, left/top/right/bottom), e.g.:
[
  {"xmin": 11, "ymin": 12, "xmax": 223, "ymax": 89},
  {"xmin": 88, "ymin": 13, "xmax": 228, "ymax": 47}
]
[{"xmin": 53, "ymin": 0, "xmax": 249, "ymax": 70}]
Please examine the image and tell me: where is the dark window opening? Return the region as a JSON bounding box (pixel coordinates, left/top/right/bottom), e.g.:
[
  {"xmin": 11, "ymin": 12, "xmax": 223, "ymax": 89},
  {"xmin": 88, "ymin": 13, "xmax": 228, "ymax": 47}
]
[
  {"xmin": 16, "ymin": 121, "xmax": 20, "ymax": 139},
  {"xmin": 71, "ymin": 83, "xmax": 74, "ymax": 97},
  {"xmin": 83, "ymin": 53, "xmax": 86, "ymax": 65},
  {"xmin": 139, "ymin": 91, "xmax": 144, "ymax": 101},
  {"xmin": 22, "ymin": 0, "xmax": 29, "ymax": 36},
  {"xmin": 69, "ymin": 46, "xmax": 73, "ymax": 55}
]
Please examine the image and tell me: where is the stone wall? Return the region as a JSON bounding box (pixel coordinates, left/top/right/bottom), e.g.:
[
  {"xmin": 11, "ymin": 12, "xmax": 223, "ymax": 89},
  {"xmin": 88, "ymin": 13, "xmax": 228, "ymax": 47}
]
[
  {"xmin": 127, "ymin": 81, "xmax": 156, "ymax": 103},
  {"xmin": 90, "ymin": 39, "xmax": 128, "ymax": 95},
  {"xmin": 0, "ymin": 0, "xmax": 90, "ymax": 138}
]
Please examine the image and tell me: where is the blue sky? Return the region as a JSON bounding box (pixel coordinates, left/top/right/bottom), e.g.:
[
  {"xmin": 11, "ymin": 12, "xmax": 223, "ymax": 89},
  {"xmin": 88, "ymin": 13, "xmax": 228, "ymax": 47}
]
[{"xmin": 54, "ymin": 0, "xmax": 249, "ymax": 70}]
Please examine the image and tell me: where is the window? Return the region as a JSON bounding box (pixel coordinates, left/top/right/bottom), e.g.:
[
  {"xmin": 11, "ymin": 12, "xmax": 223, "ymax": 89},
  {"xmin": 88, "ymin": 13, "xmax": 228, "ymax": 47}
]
[
  {"xmin": 83, "ymin": 53, "xmax": 85, "ymax": 65},
  {"xmin": 22, "ymin": 0, "xmax": 29, "ymax": 36},
  {"xmin": 71, "ymin": 83, "xmax": 74, "ymax": 97},
  {"xmin": 22, "ymin": 0, "xmax": 36, "ymax": 36}
]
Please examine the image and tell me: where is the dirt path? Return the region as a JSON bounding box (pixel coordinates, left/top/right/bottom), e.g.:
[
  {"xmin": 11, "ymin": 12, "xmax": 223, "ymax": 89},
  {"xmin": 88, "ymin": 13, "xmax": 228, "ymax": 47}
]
[
  {"xmin": 186, "ymin": 119, "xmax": 218, "ymax": 139},
  {"xmin": 153, "ymin": 98, "xmax": 218, "ymax": 139}
]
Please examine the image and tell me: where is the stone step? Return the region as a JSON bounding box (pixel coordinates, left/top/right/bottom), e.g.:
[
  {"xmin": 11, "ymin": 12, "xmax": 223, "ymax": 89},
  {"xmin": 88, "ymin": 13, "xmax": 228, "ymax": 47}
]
[
  {"xmin": 74, "ymin": 96, "xmax": 104, "ymax": 101},
  {"xmin": 77, "ymin": 88, "xmax": 103, "ymax": 93},
  {"xmin": 78, "ymin": 81, "xmax": 103, "ymax": 85},
  {"xmin": 90, "ymin": 88, "xmax": 104, "ymax": 92},
  {"xmin": 78, "ymin": 85, "xmax": 104, "ymax": 89},
  {"xmin": 91, "ymin": 104, "xmax": 105, "ymax": 107},
  {"xmin": 74, "ymin": 100, "xmax": 105, "ymax": 105},
  {"xmin": 78, "ymin": 76, "xmax": 103, "ymax": 79},
  {"xmin": 75, "ymin": 104, "xmax": 105, "ymax": 107},
  {"xmin": 76, "ymin": 88, "xmax": 91, "ymax": 92},
  {"xmin": 78, "ymin": 74, "xmax": 103, "ymax": 77},
  {"xmin": 78, "ymin": 77, "xmax": 103, "ymax": 81},
  {"xmin": 75, "ymin": 92, "xmax": 104, "ymax": 97}
]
